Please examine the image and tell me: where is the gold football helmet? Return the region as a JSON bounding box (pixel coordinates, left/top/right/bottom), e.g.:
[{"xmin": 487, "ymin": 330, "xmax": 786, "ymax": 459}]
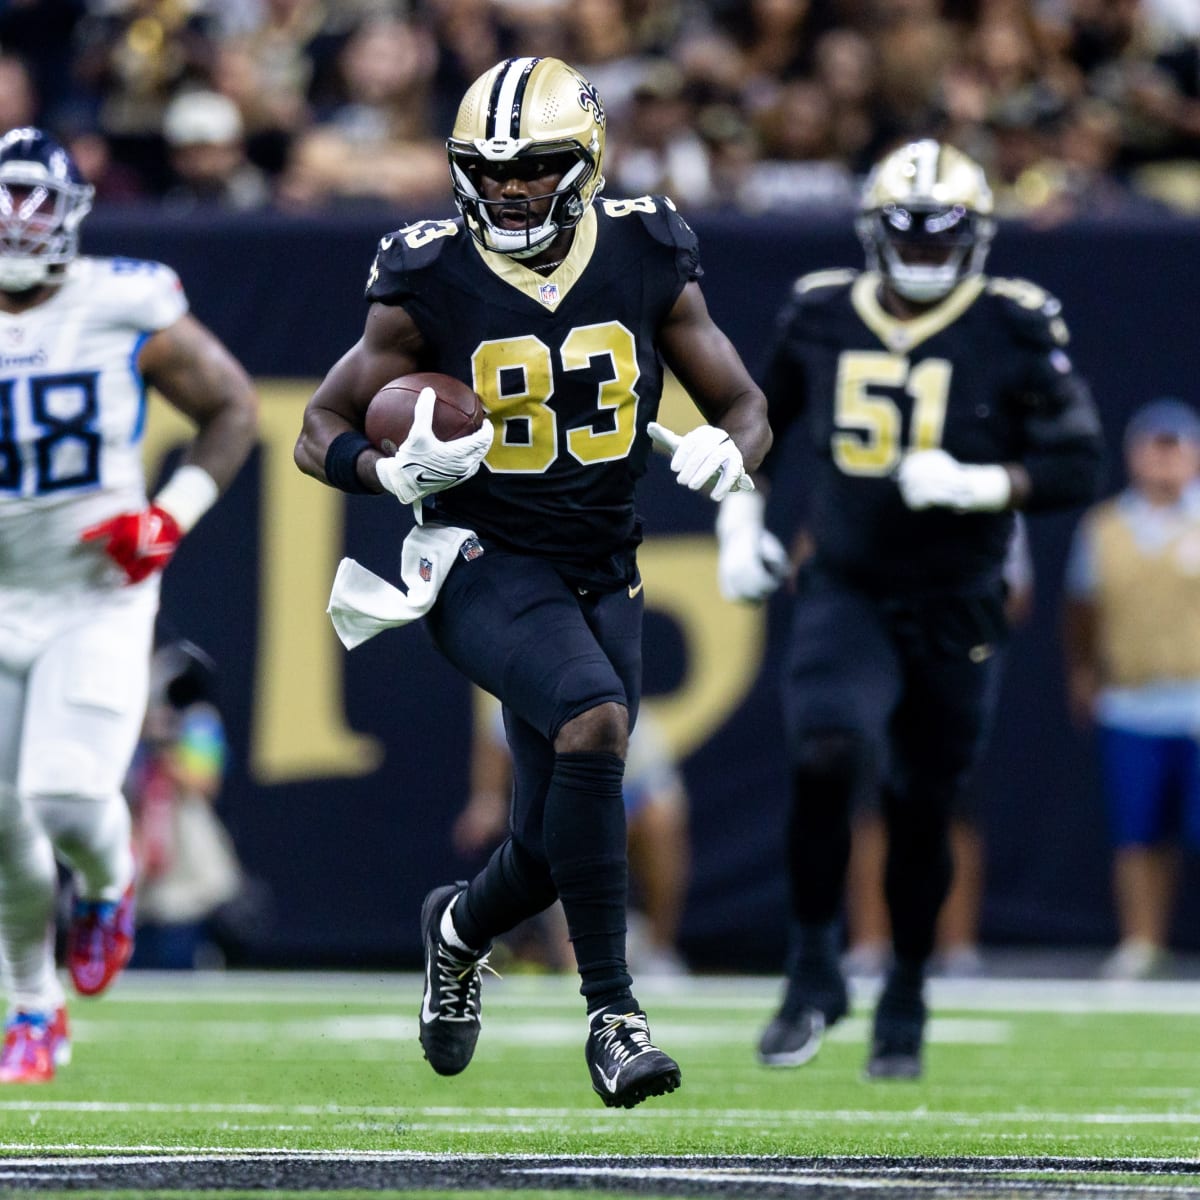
[
  {"xmin": 857, "ymin": 140, "xmax": 995, "ymax": 303},
  {"xmin": 447, "ymin": 57, "xmax": 607, "ymax": 258}
]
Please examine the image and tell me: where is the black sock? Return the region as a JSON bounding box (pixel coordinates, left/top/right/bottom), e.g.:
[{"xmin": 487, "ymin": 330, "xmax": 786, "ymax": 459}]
[
  {"xmin": 542, "ymin": 750, "xmax": 632, "ymax": 1012},
  {"xmin": 456, "ymin": 838, "xmax": 558, "ymax": 950}
]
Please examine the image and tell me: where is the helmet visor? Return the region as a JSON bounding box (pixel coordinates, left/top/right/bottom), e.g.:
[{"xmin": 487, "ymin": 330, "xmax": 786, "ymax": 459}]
[{"xmin": 878, "ymin": 204, "xmax": 978, "ymax": 260}]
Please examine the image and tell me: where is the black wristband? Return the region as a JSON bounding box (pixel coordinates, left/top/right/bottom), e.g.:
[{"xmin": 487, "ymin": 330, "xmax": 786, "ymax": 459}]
[{"xmin": 324, "ymin": 431, "xmax": 374, "ymax": 494}]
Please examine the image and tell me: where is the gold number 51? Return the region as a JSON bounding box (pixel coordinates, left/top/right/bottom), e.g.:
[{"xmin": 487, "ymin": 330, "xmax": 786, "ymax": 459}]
[{"xmin": 832, "ymin": 350, "xmax": 952, "ymax": 476}]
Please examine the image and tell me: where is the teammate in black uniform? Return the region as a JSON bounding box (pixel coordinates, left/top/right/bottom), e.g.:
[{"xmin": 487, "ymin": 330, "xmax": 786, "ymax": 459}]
[
  {"xmin": 716, "ymin": 140, "xmax": 1103, "ymax": 1079},
  {"xmin": 295, "ymin": 56, "xmax": 770, "ymax": 1108}
]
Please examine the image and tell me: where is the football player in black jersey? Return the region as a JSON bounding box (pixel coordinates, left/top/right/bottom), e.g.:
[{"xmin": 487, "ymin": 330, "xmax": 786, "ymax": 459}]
[
  {"xmin": 295, "ymin": 56, "xmax": 770, "ymax": 1108},
  {"xmin": 717, "ymin": 140, "xmax": 1103, "ymax": 1079}
]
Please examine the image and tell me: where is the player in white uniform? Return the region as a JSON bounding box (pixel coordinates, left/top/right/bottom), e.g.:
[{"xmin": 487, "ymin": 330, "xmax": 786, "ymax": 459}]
[{"xmin": 0, "ymin": 128, "xmax": 258, "ymax": 1083}]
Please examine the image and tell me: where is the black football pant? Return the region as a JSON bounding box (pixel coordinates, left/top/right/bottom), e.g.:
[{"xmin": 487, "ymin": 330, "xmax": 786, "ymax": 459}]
[
  {"xmin": 779, "ymin": 571, "xmax": 1004, "ymax": 965},
  {"xmin": 425, "ymin": 543, "xmax": 642, "ymax": 1010}
]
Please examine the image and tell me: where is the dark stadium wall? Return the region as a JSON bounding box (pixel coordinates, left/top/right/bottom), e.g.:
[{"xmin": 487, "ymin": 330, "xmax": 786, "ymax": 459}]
[{"xmin": 84, "ymin": 209, "xmax": 1200, "ymax": 969}]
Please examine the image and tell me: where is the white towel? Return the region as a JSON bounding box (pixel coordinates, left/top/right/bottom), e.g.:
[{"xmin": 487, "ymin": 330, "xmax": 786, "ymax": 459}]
[{"xmin": 327, "ymin": 524, "xmax": 478, "ymax": 649}]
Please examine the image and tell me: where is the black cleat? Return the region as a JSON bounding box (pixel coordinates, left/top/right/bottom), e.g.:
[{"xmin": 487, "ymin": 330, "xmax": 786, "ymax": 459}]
[
  {"xmin": 586, "ymin": 1004, "xmax": 681, "ymax": 1109},
  {"xmin": 418, "ymin": 883, "xmax": 493, "ymax": 1077},
  {"xmin": 757, "ymin": 1007, "xmax": 828, "ymax": 1067},
  {"xmin": 865, "ymin": 968, "xmax": 926, "ymax": 1080},
  {"xmin": 757, "ymin": 963, "xmax": 848, "ymax": 1068}
]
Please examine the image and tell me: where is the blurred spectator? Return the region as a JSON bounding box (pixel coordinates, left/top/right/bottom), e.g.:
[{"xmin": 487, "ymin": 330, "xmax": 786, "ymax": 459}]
[
  {"xmin": 984, "ymin": 90, "xmax": 1068, "ymax": 216},
  {"xmin": 72, "ymin": 0, "xmax": 221, "ymax": 193},
  {"xmin": 496, "ymin": 0, "xmax": 572, "ymax": 62},
  {"xmin": 607, "ymin": 60, "xmax": 715, "ymax": 208},
  {"xmin": 0, "ymin": 0, "xmax": 1193, "ymax": 216},
  {"xmin": 0, "ymin": 55, "xmax": 39, "ymax": 136},
  {"xmin": 1124, "ymin": 31, "xmax": 1200, "ymax": 213},
  {"xmin": 697, "ymin": 104, "xmax": 761, "ymax": 209},
  {"xmin": 1050, "ymin": 98, "xmax": 1152, "ymax": 218},
  {"xmin": 566, "ymin": 0, "xmax": 644, "ymax": 125},
  {"xmin": 426, "ymin": 0, "xmax": 504, "ymax": 132},
  {"xmin": 275, "ymin": 16, "xmax": 447, "ymax": 210},
  {"xmin": 812, "ymin": 29, "xmax": 890, "ymax": 172},
  {"xmin": 127, "ymin": 642, "xmax": 244, "ymax": 970},
  {"xmin": 61, "ymin": 118, "xmax": 148, "ymax": 203},
  {"xmin": 209, "ymin": 37, "xmax": 309, "ymax": 180},
  {"xmin": 162, "ymin": 90, "xmax": 271, "ymax": 211},
  {"xmin": 872, "ymin": 0, "xmax": 958, "ymax": 133},
  {"xmin": 1063, "ymin": 398, "xmax": 1200, "ymax": 981},
  {"xmin": 716, "ymin": 0, "xmax": 815, "ymax": 101},
  {"xmin": 0, "ymin": 0, "xmax": 87, "ymax": 129},
  {"xmin": 738, "ymin": 80, "xmax": 857, "ymax": 212}
]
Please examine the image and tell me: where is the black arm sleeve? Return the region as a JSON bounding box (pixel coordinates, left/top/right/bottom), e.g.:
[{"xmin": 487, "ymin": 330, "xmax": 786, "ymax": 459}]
[
  {"xmin": 756, "ymin": 299, "xmax": 808, "ymax": 484},
  {"xmin": 1012, "ymin": 339, "xmax": 1104, "ymax": 512},
  {"xmin": 989, "ymin": 285, "xmax": 1104, "ymax": 511}
]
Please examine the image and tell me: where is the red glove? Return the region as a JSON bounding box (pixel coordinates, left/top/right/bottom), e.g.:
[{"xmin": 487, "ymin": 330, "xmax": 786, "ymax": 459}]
[{"xmin": 81, "ymin": 505, "xmax": 183, "ymax": 584}]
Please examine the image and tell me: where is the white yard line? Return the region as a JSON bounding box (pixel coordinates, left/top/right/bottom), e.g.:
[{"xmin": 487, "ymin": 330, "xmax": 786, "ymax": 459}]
[
  {"xmin": 96, "ymin": 971, "xmax": 1200, "ymax": 1015},
  {"xmin": 0, "ymin": 1150, "xmax": 1197, "ymax": 1164},
  {"xmin": 65, "ymin": 1014, "xmax": 1012, "ymax": 1046},
  {"xmin": 0, "ymin": 1101, "xmax": 1198, "ymax": 1125}
]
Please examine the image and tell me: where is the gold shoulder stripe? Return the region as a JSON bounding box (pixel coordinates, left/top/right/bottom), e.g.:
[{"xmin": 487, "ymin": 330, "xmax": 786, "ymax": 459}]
[{"xmin": 795, "ymin": 269, "xmax": 857, "ymax": 294}]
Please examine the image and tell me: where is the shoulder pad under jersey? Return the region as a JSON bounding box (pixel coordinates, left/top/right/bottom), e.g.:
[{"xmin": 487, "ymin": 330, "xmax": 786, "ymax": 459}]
[
  {"xmin": 792, "ymin": 268, "xmax": 858, "ymax": 301},
  {"xmin": 87, "ymin": 257, "xmax": 188, "ymax": 331},
  {"xmin": 365, "ymin": 218, "xmax": 464, "ymax": 300},
  {"xmin": 597, "ymin": 194, "xmax": 699, "ymax": 254},
  {"xmin": 985, "ymin": 275, "xmax": 1071, "ymax": 348}
]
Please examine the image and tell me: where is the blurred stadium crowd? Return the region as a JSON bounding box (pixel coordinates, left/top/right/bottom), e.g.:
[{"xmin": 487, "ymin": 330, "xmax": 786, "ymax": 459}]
[{"xmin": 2, "ymin": 0, "xmax": 1200, "ymax": 220}]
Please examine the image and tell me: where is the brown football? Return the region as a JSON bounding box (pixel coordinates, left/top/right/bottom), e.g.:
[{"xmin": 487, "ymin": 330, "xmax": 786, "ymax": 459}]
[{"xmin": 365, "ymin": 372, "xmax": 486, "ymax": 455}]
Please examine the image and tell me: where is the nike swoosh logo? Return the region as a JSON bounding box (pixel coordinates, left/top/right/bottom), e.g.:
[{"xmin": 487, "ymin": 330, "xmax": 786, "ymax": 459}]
[
  {"xmin": 597, "ymin": 1065, "xmax": 621, "ymax": 1093},
  {"xmin": 380, "ymin": 236, "xmax": 394, "ymax": 249},
  {"xmin": 413, "ymin": 469, "xmax": 458, "ymax": 486},
  {"xmin": 420, "ymin": 960, "xmax": 439, "ymax": 1024},
  {"xmin": 628, "ymin": 579, "xmax": 644, "ymax": 599}
]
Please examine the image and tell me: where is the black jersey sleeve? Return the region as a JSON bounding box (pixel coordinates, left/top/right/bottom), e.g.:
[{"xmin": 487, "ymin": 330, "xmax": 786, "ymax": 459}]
[
  {"xmin": 363, "ymin": 217, "xmax": 464, "ymax": 305},
  {"xmin": 756, "ymin": 272, "xmax": 852, "ymax": 481},
  {"xmin": 632, "ymin": 195, "xmax": 702, "ymax": 284},
  {"xmin": 991, "ymin": 279, "xmax": 1104, "ymax": 511}
]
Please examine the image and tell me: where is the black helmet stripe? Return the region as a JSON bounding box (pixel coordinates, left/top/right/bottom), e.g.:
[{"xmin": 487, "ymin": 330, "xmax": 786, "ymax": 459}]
[{"xmin": 486, "ymin": 57, "xmax": 540, "ymax": 140}]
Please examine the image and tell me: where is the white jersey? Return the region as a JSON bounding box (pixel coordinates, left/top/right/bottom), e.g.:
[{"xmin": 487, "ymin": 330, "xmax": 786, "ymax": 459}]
[{"xmin": 0, "ymin": 256, "xmax": 188, "ymax": 592}]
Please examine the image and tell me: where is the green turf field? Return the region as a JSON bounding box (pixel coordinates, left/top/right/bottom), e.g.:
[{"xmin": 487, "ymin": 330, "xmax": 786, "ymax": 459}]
[{"xmin": 2, "ymin": 970, "xmax": 1199, "ymax": 1163}]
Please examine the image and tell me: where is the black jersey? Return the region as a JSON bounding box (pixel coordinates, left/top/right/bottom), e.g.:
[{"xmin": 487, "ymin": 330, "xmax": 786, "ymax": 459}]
[
  {"xmin": 761, "ymin": 269, "xmax": 1102, "ymax": 594},
  {"xmin": 365, "ymin": 196, "xmax": 700, "ymax": 584}
]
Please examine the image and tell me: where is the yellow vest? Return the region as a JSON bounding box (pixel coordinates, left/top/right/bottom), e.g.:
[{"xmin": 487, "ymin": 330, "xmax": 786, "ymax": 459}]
[{"xmin": 1089, "ymin": 498, "xmax": 1200, "ymax": 687}]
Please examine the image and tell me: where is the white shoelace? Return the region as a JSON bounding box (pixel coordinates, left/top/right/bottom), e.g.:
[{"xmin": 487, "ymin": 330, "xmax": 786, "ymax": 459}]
[{"xmin": 594, "ymin": 1011, "xmax": 654, "ymax": 1062}]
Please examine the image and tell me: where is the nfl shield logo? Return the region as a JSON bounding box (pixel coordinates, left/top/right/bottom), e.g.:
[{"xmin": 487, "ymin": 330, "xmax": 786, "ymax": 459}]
[
  {"xmin": 538, "ymin": 281, "xmax": 559, "ymax": 307},
  {"xmin": 460, "ymin": 537, "xmax": 484, "ymax": 562},
  {"xmin": 419, "ymin": 556, "xmax": 433, "ymax": 582}
]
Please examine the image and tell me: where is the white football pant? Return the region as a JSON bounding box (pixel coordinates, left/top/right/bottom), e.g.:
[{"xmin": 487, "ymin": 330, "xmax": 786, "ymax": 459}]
[{"xmin": 0, "ymin": 595, "xmax": 152, "ymax": 1013}]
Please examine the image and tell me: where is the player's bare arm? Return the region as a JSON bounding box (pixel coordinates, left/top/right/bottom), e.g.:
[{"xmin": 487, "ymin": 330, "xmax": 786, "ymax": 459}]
[
  {"xmin": 139, "ymin": 313, "xmax": 258, "ymax": 489},
  {"xmin": 294, "ymin": 301, "xmax": 424, "ymax": 492},
  {"xmin": 658, "ymin": 282, "xmax": 772, "ymax": 472}
]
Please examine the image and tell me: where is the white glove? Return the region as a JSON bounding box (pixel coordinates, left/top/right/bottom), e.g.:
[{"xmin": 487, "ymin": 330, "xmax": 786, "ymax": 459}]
[
  {"xmin": 716, "ymin": 490, "xmax": 788, "ymax": 602},
  {"xmin": 375, "ymin": 387, "xmax": 495, "ymax": 506},
  {"xmin": 896, "ymin": 449, "xmax": 1011, "ymax": 513},
  {"xmin": 647, "ymin": 421, "xmax": 753, "ymax": 503}
]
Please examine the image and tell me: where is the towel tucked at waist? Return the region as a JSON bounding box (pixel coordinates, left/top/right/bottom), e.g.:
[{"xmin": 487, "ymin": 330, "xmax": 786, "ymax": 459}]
[{"xmin": 327, "ymin": 524, "xmax": 478, "ymax": 649}]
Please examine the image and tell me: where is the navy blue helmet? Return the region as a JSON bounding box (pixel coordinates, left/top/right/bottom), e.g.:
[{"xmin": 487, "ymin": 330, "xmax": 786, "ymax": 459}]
[{"xmin": 0, "ymin": 127, "xmax": 94, "ymax": 292}]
